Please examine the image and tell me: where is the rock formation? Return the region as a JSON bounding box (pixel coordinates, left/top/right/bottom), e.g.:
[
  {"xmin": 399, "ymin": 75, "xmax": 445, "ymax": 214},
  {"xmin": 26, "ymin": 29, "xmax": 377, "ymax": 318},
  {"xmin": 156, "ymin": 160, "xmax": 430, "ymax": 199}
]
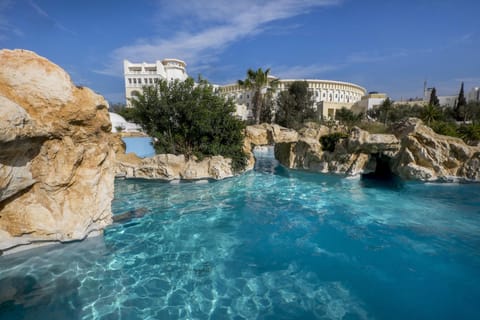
[
  {"xmin": 0, "ymin": 49, "xmax": 116, "ymax": 254},
  {"xmin": 274, "ymin": 119, "xmax": 480, "ymax": 182},
  {"xmin": 116, "ymin": 153, "xmax": 236, "ymax": 180},
  {"xmin": 115, "ymin": 123, "xmax": 299, "ymax": 180},
  {"xmin": 390, "ymin": 118, "xmax": 480, "ymax": 182},
  {"xmin": 275, "ymin": 125, "xmax": 399, "ymax": 176},
  {"xmin": 244, "ymin": 123, "xmax": 299, "ymax": 146}
]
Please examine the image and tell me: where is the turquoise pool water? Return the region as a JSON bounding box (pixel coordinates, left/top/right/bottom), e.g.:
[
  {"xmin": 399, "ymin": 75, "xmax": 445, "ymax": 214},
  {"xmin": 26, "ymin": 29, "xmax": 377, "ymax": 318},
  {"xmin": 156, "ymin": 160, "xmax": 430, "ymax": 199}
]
[{"xmin": 1, "ymin": 150, "xmax": 480, "ymax": 319}]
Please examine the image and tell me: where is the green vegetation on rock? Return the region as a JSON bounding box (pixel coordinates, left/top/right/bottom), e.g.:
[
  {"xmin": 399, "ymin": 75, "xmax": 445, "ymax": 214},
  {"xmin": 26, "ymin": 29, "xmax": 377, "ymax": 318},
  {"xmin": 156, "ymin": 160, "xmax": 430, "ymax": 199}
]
[
  {"xmin": 129, "ymin": 78, "xmax": 247, "ymax": 172},
  {"xmin": 320, "ymin": 132, "xmax": 348, "ymax": 152}
]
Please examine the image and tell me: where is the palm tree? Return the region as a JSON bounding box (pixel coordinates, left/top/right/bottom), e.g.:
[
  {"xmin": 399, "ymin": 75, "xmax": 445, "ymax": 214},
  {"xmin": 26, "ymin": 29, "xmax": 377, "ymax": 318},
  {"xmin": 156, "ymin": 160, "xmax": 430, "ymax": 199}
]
[
  {"xmin": 421, "ymin": 104, "xmax": 442, "ymax": 126},
  {"xmin": 238, "ymin": 68, "xmax": 278, "ymax": 124}
]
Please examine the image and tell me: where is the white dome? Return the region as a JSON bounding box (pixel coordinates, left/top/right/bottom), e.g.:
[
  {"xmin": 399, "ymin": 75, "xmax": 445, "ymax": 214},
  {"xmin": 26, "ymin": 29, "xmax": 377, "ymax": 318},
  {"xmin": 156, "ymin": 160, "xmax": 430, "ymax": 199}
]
[
  {"xmin": 109, "ymin": 112, "xmax": 141, "ymax": 133},
  {"xmin": 109, "ymin": 112, "xmax": 127, "ymax": 123}
]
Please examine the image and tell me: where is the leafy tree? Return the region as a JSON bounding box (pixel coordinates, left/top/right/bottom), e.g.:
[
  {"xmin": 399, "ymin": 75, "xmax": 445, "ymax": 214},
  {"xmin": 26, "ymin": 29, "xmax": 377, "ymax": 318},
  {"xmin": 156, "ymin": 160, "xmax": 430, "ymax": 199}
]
[
  {"xmin": 421, "ymin": 104, "xmax": 442, "ymax": 126},
  {"xmin": 454, "ymin": 82, "xmax": 467, "ymax": 121},
  {"xmin": 429, "ymin": 87, "xmax": 440, "ymax": 107},
  {"xmin": 335, "ymin": 107, "xmax": 363, "ymax": 128},
  {"xmin": 430, "ymin": 121, "xmax": 459, "ymax": 137},
  {"xmin": 275, "ymin": 81, "xmax": 317, "ymax": 129},
  {"xmin": 378, "ymin": 98, "xmax": 393, "ymax": 126},
  {"xmin": 387, "ymin": 104, "xmax": 423, "ymax": 123},
  {"xmin": 457, "ymin": 124, "xmax": 480, "ymax": 145},
  {"xmin": 320, "ymin": 132, "xmax": 348, "ymax": 152},
  {"xmin": 465, "ymin": 102, "xmax": 480, "ymax": 124},
  {"xmin": 118, "ymin": 107, "xmax": 137, "ymax": 122},
  {"xmin": 260, "ymin": 89, "xmax": 276, "ymax": 123},
  {"xmin": 238, "ymin": 68, "xmax": 278, "ymax": 124},
  {"xmin": 129, "ymin": 78, "xmax": 247, "ymax": 172}
]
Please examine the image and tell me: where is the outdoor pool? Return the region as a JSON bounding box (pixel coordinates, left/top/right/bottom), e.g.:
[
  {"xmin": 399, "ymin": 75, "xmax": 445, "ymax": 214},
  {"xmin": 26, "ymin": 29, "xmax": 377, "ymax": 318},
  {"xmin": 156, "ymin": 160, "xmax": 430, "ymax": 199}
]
[{"xmin": 1, "ymin": 150, "xmax": 479, "ymax": 319}]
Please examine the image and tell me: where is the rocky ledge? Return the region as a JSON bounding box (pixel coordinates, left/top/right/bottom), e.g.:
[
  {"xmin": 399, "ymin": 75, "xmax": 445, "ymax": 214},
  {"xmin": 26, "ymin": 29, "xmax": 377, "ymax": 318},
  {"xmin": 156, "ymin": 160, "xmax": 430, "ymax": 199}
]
[
  {"xmin": 0, "ymin": 49, "xmax": 116, "ymax": 254},
  {"xmin": 116, "ymin": 152, "xmax": 236, "ymax": 180},
  {"xmin": 114, "ymin": 123, "xmax": 299, "ymax": 180},
  {"xmin": 275, "ymin": 118, "xmax": 480, "ymax": 182}
]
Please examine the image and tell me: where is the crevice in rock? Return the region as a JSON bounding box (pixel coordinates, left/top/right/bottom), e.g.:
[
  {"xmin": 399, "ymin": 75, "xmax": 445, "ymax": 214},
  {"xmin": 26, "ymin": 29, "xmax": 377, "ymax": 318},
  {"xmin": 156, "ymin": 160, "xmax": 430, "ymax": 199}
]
[{"xmin": 362, "ymin": 153, "xmax": 397, "ymax": 182}]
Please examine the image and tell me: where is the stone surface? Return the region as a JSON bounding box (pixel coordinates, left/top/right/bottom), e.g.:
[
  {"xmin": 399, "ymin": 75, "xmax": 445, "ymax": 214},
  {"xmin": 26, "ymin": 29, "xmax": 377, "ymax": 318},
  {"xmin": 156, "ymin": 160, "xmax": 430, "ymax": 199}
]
[
  {"xmin": 116, "ymin": 153, "xmax": 235, "ymax": 180},
  {"xmin": 275, "ymin": 126, "xmax": 399, "ymax": 177},
  {"xmin": 390, "ymin": 118, "xmax": 480, "ymax": 182},
  {"xmin": 116, "ymin": 123, "xmax": 300, "ymax": 181},
  {"xmin": 244, "ymin": 123, "xmax": 298, "ymax": 146},
  {"xmin": 274, "ymin": 118, "xmax": 480, "ymax": 182},
  {"xmin": 0, "ymin": 49, "xmax": 115, "ymax": 253}
]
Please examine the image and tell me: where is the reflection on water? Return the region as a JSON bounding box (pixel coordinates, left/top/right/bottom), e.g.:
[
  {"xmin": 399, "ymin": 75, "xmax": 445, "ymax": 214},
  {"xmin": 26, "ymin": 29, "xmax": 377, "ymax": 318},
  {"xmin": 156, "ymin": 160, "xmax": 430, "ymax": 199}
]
[{"xmin": 1, "ymin": 151, "xmax": 480, "ymax": 319}]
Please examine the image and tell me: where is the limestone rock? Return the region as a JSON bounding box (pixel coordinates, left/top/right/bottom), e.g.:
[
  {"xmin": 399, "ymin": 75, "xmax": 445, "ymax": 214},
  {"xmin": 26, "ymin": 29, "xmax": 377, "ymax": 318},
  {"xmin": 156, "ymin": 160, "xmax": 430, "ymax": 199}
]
[
  {"xmin": 116, "ymin": 153, "xmax": 234, "ymax": 180},
  {"xmin": 0, "ymin": 49, "xmax": 115, "ymax": 254},
  {"xmin": 275, "ymin": 118, "xmax": 480, "ymax": 182},
  {"xmin": 275, "ymin": 126, "xmax": 400, "ymax": 176},
  {"xmin": 391, "ymin": 118, "xmax": 480, "ymax": 182},
  {"xmin": 245, "ymin": 123, "xmax": 298, "ymax": 146}
]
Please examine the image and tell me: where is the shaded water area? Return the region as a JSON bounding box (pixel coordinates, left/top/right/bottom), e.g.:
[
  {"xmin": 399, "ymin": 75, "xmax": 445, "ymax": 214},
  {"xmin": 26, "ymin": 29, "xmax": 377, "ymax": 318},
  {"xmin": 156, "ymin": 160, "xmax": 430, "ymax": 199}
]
[{"xmin": 1, "ymin": 148, "xmax": 480, "ymax": 319}]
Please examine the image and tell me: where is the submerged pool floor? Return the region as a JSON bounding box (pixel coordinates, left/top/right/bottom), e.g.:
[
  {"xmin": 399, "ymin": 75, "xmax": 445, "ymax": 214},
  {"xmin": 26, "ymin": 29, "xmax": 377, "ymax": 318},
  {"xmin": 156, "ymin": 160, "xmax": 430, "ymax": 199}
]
[{"xmin": 1, "ymin": 155, "xmax": 480, "ymax": 319}]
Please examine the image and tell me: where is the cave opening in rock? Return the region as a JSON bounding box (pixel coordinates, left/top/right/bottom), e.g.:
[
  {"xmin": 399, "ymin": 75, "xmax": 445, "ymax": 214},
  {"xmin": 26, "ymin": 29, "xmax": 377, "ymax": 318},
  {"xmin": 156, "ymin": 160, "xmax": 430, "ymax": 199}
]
[{"xmin": 361, "ymin": 153, "xmax": 399, "ymax": 185}]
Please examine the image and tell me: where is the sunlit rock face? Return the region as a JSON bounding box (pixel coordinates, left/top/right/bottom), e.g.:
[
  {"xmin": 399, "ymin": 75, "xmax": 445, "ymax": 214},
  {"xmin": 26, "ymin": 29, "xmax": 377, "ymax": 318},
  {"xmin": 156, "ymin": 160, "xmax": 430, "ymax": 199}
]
[
  {"xmin": 115, "ymin": 123, "xmax": 299, "ymax": 180},
  {"xmin": 0, "ymin": 49, "xmax": 116, "ymax": 254},
  {"xmin": 390, "ymin": 118, "xmax": 480, "ymax": 182},
  {"xmin": 115, "ymin": 152, "xmax": 235, "ymax": 180},
  {"xmin": 274, "ymin": 119, "xmax": 480, "ymax": 182},
  {"xmin": 275, "ymin": 126, "xmax": 400, "ymax": 177}
]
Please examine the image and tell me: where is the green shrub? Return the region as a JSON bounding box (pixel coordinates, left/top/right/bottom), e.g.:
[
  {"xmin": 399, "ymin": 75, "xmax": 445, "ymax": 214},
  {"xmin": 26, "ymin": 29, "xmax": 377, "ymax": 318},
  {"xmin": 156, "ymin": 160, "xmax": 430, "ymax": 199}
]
[
  {"xmin": 457, "ymin": 124, "xmax": 480, "ymax": 145},
  {"xmin": 129, "ymin": 78, "xmax": 247, "ymax": 172},
  {"xmin": 430, "ymin": 121, "xmax": 459, "ymax": 138},
  {"xmin": 320, "ymin": 132, "xmax": 348, "ymax": 152},
  {"xmin": 357, "ymin": 122, "xmax": 390, "ymax": 134}
]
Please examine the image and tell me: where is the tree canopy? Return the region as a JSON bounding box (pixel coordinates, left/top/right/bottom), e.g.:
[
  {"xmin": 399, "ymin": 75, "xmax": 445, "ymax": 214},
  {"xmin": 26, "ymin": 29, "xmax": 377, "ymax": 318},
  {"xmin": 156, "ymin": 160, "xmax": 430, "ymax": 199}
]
[
  {"xmin": 238, "ymin": 68, "xmax": 278, "ymax": 124},
  {"xmin": 429, "ymin": 87, "xmax": 440, "ymax": 107},
  {"xmin": 335, "ymin": 107, "xmax": 363, "ymax": 128},
  {"xmin": 275, "ymin": 81, "xmax": 317, "ymax": 129},
  {"xmin": 454, "ymin": 82, "xmax": 468, "ymax": 121},
  {"xmin": 129, "ymin": 78, "xmax": 247, "ymax": 172}
]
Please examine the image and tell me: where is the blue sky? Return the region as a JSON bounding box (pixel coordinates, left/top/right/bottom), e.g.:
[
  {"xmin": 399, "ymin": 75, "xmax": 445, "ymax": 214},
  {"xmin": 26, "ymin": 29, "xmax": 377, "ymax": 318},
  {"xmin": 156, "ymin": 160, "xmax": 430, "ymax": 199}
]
[{"xmin": 1, "ymin": 0, "xmax": 479, "ymax": 103}]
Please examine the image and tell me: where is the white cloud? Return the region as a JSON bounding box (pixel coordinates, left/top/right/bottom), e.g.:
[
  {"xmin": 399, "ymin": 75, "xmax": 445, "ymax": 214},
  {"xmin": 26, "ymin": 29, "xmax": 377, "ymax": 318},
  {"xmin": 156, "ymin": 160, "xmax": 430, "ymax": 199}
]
[
  {"xmin": 97, "ymin": 0, "xmax": 343, "ymax": 77},
  {"xmin": 346, "ymin": 49, "xmax": 410, "ymax": 64},
  {"xmin": 273, "ymin": 63, "xmax": 346, "ymax": 79}
]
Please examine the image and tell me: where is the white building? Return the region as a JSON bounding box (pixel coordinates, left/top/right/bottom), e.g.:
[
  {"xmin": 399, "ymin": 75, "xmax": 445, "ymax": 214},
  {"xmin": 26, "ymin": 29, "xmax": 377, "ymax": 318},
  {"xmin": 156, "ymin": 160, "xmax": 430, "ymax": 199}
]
[
  {"xmin": 109, "ymin": 112, "xmax": 142, "ymax": 133},
  {"xmin": 220, "ymin": 78, "xmax": 366, "ymax": 120},
  {"xmin": 351, "ymin": 92, "xmax": 388, "ymax": 114},
  {"xmin": 424, "ymin": 86, "xmax": 457, "ymax": 108},
  {"xmin": 123, "ymin": 59, "xmax": 367, "ymax": 120},
  {"xmin": 468, "ymin": 87, "xmax": 480, "ymax": 103},
  {"xmin": 124, "ymin": 59, "xmax": 188, "ymax": 107}
]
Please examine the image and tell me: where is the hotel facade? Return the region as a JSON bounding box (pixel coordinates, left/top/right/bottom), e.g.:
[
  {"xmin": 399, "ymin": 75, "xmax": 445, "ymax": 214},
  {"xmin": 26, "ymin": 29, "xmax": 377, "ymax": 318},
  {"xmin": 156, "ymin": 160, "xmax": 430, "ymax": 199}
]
[
  {"xmin": 124, "ymin": 59, "xmax": 188, "ymax": 107},
  {"xmin": 124, "ymin": 59, "xmax": 367, "ymax": 119},
  {"xmin": 220, "ymin": 79, "xmax": 366, "ymax": 120}
]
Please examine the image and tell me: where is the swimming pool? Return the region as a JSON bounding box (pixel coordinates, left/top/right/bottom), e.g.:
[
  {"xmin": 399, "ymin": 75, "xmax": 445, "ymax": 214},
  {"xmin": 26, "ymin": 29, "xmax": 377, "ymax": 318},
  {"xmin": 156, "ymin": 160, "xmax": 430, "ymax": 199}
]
[{"xmin": 1, "ymin": 151, "xmax": 479, "ymax": 319}]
